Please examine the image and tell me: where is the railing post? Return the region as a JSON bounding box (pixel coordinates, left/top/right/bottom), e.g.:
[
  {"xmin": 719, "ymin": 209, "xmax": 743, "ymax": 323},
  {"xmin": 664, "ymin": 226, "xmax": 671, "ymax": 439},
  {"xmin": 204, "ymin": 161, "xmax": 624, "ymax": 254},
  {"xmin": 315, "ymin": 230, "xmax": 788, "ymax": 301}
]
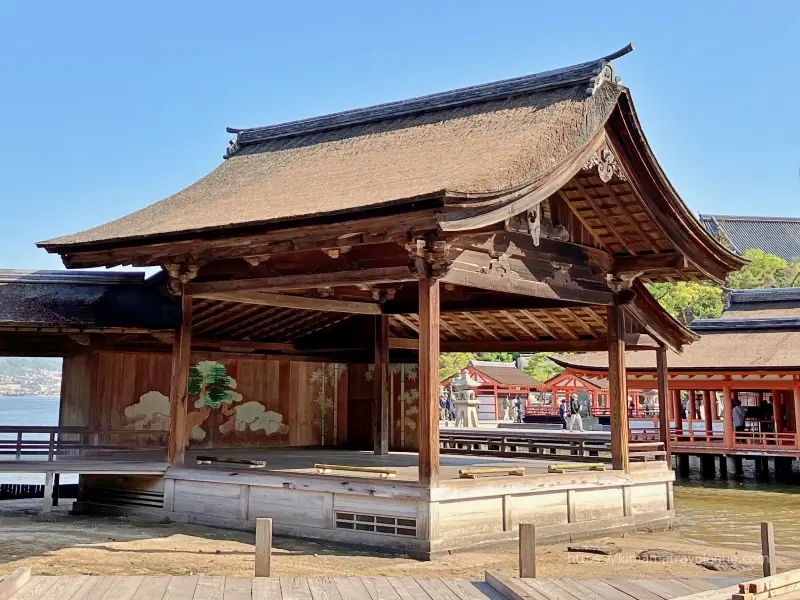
[
  {"xmin": 519, "ymin": 523, "xmax": 536, "ymax": 578},
  {"xmin": 761, "ymin": 521, "xmax": 776, "ymax": 577},
  {"xmin": 255, "ymin": 517, "xmax": 273, "ymax": 577},
  {"xmin": 48, "ymin": 432, "xmax": 55, "ymax": 461},
  {"xmin": 16, "ymin": 432, "xmax": 22, "ymax": 460}
]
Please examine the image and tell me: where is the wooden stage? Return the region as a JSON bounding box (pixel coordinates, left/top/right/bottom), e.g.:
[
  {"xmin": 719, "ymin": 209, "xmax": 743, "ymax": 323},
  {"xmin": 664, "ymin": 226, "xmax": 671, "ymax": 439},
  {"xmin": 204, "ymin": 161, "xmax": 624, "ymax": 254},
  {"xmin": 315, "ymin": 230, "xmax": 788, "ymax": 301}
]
[{"xmin": 0, "ymin": 574, "xmax": 740, "ymax": 600}]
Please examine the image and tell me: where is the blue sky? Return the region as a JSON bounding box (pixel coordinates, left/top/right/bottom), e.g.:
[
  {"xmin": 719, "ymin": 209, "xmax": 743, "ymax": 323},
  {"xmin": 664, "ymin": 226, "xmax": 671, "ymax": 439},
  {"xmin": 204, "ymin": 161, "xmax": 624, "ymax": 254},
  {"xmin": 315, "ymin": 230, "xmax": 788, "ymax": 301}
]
[{"xmin": 1, "ymin": 1, "xmax": 798, "ymax": 270}]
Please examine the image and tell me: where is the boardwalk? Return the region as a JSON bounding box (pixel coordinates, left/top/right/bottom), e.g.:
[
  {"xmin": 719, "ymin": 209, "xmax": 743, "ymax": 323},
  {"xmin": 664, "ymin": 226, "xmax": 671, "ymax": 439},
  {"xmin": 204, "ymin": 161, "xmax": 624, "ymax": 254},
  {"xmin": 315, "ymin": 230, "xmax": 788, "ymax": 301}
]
[{"xmin": 0, "ymin": 574, "xmax": 740, "ymax": 600}]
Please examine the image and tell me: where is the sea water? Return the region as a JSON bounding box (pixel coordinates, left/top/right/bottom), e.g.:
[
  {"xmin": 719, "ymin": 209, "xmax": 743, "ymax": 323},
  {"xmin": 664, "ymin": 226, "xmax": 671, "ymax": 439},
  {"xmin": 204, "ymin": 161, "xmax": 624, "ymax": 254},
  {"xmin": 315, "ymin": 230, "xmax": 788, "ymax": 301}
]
[{"xmin": 0, "ymin": 396, "xmax": 77, "ymax": 484}]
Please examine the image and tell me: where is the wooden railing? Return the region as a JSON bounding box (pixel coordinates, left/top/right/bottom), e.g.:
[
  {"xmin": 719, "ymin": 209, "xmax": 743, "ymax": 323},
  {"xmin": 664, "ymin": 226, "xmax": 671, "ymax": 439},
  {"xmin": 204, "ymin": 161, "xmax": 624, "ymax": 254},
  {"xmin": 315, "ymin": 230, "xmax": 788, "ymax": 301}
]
[
  {"xmin": 0, "ymin": 426, "xmax": 169, "ymax": 461},
  {"xmin": 734, "ymin": 431, "xmax": 797, "ymax": 447},
  {"xmin": 438, "ymin": 429, "xmax": 667, "ymax": 464}
]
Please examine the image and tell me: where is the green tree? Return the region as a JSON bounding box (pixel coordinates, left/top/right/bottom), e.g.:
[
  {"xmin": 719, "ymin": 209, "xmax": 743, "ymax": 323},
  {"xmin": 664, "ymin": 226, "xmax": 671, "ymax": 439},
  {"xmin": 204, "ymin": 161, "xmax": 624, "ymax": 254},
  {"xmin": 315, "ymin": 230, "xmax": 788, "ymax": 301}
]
[
  {"xmin": 475, "ymin": 352, "xmax": 518, "ymax": 363},
  {"xmin": 439, "ymin": 353, "xmax": 474, "ymax": 380},
  {"xmin": 646, "ymin": 282, "xmax": 725, "ymax": 324},
  {"xmin": 522, "ymin": 352, "xmax": 564, "ymax": 383},
  {"xmin": 725, "ymin": 248, "xmax": 800, "ymax": 289}
]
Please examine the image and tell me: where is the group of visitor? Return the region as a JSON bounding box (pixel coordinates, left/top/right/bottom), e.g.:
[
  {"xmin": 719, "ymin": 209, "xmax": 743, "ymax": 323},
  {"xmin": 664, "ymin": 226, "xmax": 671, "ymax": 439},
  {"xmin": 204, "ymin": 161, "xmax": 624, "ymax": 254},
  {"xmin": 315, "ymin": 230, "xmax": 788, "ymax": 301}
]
[{"xmin": 558, "ymin": 394, "xmax": 585, "ymax": 432}]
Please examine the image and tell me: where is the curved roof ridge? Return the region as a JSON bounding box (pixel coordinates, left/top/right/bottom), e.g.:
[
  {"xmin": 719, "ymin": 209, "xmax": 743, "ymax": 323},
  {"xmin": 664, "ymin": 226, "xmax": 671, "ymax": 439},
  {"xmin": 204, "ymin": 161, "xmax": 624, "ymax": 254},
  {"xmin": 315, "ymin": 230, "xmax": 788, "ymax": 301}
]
[{"xmin": 225, "ymin": 45, "xmax": 633, "ymax": 156}]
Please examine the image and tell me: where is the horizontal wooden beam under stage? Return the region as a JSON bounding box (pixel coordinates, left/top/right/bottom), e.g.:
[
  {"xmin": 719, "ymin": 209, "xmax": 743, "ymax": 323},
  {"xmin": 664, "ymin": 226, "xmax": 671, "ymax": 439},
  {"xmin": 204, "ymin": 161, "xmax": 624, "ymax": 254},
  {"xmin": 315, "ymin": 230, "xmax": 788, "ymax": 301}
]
[
  {"xmin": 192, "ymin": 290, "xmax": 382, "ymax": 315},
  {"xmin": 187, "ymin": 266, "xmax": 416, "ymax": 295}
]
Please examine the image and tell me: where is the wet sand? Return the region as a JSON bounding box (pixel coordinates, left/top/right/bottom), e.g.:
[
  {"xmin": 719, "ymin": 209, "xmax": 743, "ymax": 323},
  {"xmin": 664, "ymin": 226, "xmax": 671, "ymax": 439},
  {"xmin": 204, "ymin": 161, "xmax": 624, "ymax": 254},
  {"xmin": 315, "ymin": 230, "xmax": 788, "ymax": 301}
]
[{"xmin": 0, "ymin": 499, "xmax": 794, "ymax": 579}]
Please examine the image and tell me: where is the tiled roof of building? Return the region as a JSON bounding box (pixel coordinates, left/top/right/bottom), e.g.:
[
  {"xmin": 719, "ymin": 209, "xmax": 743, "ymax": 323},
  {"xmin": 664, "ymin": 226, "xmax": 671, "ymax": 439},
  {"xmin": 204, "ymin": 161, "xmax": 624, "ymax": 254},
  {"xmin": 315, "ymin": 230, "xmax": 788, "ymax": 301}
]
[
  {"xmin": 470, "ymin": 362, "xmax": 542, "ymax": 386},
  {"xmin": 699, "ymin": 214, "xmax": 800, "ymax": 262},
  {"xmin": 721, "ymin": 287, "xmax": 800, "ymax": 319}
]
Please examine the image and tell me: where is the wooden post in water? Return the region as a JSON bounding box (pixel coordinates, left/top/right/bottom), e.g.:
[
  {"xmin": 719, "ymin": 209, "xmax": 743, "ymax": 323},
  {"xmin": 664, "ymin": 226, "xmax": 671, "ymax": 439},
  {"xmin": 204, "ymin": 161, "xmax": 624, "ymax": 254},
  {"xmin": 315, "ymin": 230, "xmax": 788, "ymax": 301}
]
[
  {"xmin": 762, "ymin": 521, "xmax": 776, "ymax": 577},
  {"xmin": 255, "ymin": 518, "xmax": 272, "ymax": 577},
  {"xmin": 519, "ymin": 523, "xmax": 536, "ymax": 578}
]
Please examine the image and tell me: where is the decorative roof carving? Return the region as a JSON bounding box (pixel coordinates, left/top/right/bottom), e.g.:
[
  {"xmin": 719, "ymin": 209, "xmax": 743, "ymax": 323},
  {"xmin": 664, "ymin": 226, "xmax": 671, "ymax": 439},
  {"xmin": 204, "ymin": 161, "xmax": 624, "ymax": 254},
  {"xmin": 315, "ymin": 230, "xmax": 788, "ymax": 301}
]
[{"xmin": 583, "ymin": 144, "xmax": 627, "ymax": 183}]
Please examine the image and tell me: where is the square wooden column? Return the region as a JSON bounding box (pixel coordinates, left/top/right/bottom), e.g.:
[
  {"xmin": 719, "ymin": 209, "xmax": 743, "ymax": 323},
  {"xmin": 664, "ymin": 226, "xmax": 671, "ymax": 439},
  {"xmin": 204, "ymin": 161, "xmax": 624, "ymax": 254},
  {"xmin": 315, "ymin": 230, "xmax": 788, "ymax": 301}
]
[
  {"xmin": 772, "ymin": 389, "xmax": 783, "ymax": 433},
  {"xmin": 703, "ymin": 390, "xmax": 713, "ymax": 437},
  {"xmin": 607, "ymin": 304, "xmax": 629, "ymax": 473},
  {"xmin": 373, "ymin": 315, "xmax": 390, "ymax": 455},
  {"xmin": 418, "ymin": 276, "xmax": 440, "ymax": 487},
  {"xmin": 168, "ymin": 292, "xmax": 193, "ymax": 465},
  {"xmin": 722, "ymin": 383, "xmax": 734, "ymax": 447},
  {"xmin": 655, "ymin": 345, "xmax": 671, "ymax": 462},
  {"xmin": 794, "ymin": 384, "xmax": 800, "ymax": 449}
]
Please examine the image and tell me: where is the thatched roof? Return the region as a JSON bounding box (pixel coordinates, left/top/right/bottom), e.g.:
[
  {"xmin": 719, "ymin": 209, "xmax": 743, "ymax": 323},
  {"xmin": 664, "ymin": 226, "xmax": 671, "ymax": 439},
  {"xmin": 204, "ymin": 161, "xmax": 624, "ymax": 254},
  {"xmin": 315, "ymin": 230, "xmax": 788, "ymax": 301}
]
[
  {"xmin": 41, "ymin": 53, "xmax": 626, "ymax": 249},
  {"xmin": 700, "ymin": 214, "xmax": 800, "ymax": 262},
  {"xmin": 0, "ymin": 270, "xmax": 179, "ymax": 330}
]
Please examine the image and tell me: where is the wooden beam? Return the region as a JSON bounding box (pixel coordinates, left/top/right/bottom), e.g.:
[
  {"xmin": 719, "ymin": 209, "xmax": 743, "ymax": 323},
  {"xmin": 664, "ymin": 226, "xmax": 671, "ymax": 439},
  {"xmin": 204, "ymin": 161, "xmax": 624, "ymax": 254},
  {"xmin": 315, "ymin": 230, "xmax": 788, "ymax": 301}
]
[
  {"xmin": 389, "ymin": 337, "xmax": 418, "ymax": 350},
  {"xmin": 191, "ymin": 339, "xmax": 294, "ymax": 353},
  {"xmin": 607, "ymin": 304, "xmax": 630, "ymax": 473},
  {"xmin": 193, "ymin": 290, "xmax": 381, "ymax": 315},
  {"xmin": 613, "ymin": 252, "xmax": 687, "ymax": 275},
  {"xmin": 441, "ymin": 339, "xmax": 607, "ymax": 352},
  {"xmin": 418, "ymin": 276, "xmax": 440, "ymax": 487},
  {"xmin": 501, "ymin": 310, "xmax": 539, "ymax": 339},
  {"xmin": 656, "ymin": 344, "xmax": 671, "ymax": 462},
  {"xmin": 462, "ymin": 311, "xmax": 501, "ymax": 340},
  {"xmin": 168, "ymin": 293, "xmax": 193, "ymax": 465},
  {"xmin": 373, "ymin": 315, "xmax": 390, "ymax": 456},
  {"xmin": 187, "ymin": 266, "xmax": 415, "ymax": 295},
  {"xmin": 442, "ymin": 268, "xmax": 613, "ymax": 306}
]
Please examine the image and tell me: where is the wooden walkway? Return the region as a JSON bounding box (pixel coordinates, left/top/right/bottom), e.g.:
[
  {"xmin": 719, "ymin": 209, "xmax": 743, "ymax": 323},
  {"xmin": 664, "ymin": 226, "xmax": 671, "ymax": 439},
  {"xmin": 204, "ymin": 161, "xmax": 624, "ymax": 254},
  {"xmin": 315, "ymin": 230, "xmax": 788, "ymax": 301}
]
[{"xmin": 0, "ymin": 574, "xmax": 741, "ymax": 600}]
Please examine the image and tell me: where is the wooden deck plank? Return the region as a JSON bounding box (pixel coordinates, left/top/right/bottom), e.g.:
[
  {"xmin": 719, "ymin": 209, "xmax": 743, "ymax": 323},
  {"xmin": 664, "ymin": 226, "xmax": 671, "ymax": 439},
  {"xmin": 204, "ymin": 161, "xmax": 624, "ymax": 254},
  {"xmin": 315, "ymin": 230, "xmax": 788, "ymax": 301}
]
[
  {"xmin": 414, "ymin": 578, "xmax": 461, "ymax": 600},
  {"xmin": 98, "ymin": 576, "xmax": 145, "ymax": 600},
  {"xmin": 523, "ymin": 580, "xmax": 580, "ymax": 600},
  {"xmin": 25, "ymin": 575, "xmax": 90, "ymax": 600},
  {"xmin": 162, "ymin": 576, "xmax": 199, "ymax": 600},
  {"xmin": 546, "ymin": 579, "xmax": 607, "ymax": 600},
  {"xmin": 252, "ymin": 578, "xmax": 282, "ymax": 600},
  {"xmin": 629, "ymin": 579, "xmax": 697, "ymax": 599},
  {"xmin": 440, "ymin": 580, "xmax": 489, "ymax": 600},
  {"xmin": 599, "ymin": 579, "xmax": 663, "ymax": 600},
  {"xmin": 0, "ymin": 568, "xmax": 31, "ymax": 600},
  {"xmin": 281, "ymin": 577, "xmax": 313, "ymax": 600},
  {"xmin": 223, "ymin": 577, "xmax": 252, "ymax": 600},
  {"xmin": 570, "ymin": 580, "xmax": 637, "ymax": 600},
  {"xmin": 68, "ymin": 577, "xmax": 115, "ymax": 600},
  {"xmin": 13, "ymin": 577, "xmax": 59, "ymax": 600},
  {"xmin": 677, "ymin": 580, "xmax": 718, "ymax": 592},
  {"xmin": 387, "ymin": 578, "xmax": 434, "ymax": 600},
  {"xmin": 485, "ymin": 571, "xmax": 546, "ymax": 600},
  {"xmin": 468, "ymin": 583, "xmax": 508, "ymax": 600},
  {"xmin": 192, "ymin": 576, "xmax": 226, "ymax": 600},
  {"xmin": 308, "ymin": 577, "xmax": 345, "ymax": 600},
  {"xmin": 131, "ymin": 576, "xmax": 171, "ymax": 600},
  {"xmin": 334, "ymin": 577, "xmax": 373, "ymax": 600},
  {"xmin": 365, "ymin": 577, "xmax": 404, "ymax": 600}
]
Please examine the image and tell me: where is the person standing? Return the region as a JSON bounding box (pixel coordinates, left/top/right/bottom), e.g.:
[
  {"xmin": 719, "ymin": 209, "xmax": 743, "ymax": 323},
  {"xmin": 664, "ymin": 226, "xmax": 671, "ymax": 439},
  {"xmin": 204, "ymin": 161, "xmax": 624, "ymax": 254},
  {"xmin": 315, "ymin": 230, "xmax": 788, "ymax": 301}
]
[
  {"xmin": 733, "ymin": 399, "xmax": 747, "ymax": 441},
  {"xmin": 558, "ymin": 398, "xmax": 569, "ymax": 430},
  {"xmin": 568, "ymin": 393, "xmax": 585, "ymax": 432}
]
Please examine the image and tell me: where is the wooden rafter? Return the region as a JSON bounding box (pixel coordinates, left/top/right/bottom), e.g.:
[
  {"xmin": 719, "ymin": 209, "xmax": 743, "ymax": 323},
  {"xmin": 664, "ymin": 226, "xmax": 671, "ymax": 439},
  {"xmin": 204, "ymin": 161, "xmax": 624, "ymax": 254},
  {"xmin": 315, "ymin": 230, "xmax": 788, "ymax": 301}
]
[
  {"xmin": 556, "ymin": 190, "xmax": 612, "ymax": 253},
  {"xmin": 560, "ymin": 308, "xmax": 598, "ymax": 338},
  {"xmin": 519, "ymin": 309, "xmax": 559, "ymax": 339},
  {"xmin": 500, "ymin": 310, "xmax": 540, "ymax": 339},
  {"xmin": 482, "ymin": 312, "xmax": 519, "ymax": 340},
  {"xmin": 393, "ymin": 314, "xmax": 420, "ymax": 335},
  {"xmin": 603, "ymin": 182, "xmax": 661, "ymax": 254},
  {"xmin": 570, "ymin": 177, "xmax": 637, "ymax": 255},
  {"xmin": 462, "ymin": 312, "xmax": 501, "ymax": 340},
  {"xmin": 194, "ymin": 291, "xmax": 381, "ymax": 315}
]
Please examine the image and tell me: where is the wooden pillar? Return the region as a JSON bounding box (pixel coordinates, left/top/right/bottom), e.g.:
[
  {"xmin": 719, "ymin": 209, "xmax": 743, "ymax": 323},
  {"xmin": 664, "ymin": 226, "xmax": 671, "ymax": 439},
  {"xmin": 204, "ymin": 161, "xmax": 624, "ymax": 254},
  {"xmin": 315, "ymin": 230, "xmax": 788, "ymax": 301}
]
[
  {"xmin": 794, "ymin": 384, "xmax": 800, "ymax": 449},
  {"xmin": 703, "ymin": 390, "xmax": 713, "ymax": 437},
  {"xmin": 773, "ymin": 390, "xmax": 784, "ymax": 434},
  {"xmin": 373, "ymin": 315, "xmax": 390, "ymax": 455},
  {"xmin": 722, "ymin": 383, "xmax": 734, "ymax": 447},
  {"xmin": 607, "ymin": 305, "xmax": 629, "ymax": 473},
  {"xmin": 168, "ymin": 293, "xmax": 193, "ymax": 465},
  {"xmin": 656, "ymin": 345, "xmax": 671, "ymax": 462},
  {"xmin": 418, "ymin": 276, "xmax": 441, "ymax": 487},
  {"xmin": 672, "ymin": 389, "xmax": 683, "ymax": 432}
]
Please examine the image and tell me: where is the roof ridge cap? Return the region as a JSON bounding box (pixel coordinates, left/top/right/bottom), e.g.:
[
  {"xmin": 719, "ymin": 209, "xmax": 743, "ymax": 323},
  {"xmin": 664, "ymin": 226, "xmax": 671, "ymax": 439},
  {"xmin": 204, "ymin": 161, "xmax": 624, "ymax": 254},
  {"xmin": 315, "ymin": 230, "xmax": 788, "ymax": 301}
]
[{"xmin": 224, "ymin": 45, "xmax": 633, "ymax": 156}]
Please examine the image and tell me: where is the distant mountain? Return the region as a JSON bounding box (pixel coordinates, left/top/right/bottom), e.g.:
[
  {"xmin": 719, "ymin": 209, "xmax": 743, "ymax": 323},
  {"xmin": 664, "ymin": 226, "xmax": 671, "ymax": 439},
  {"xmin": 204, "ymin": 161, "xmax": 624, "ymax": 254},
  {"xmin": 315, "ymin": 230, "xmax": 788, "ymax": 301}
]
[{"xmin": 0, "ymin": 357, "xmax": 62, "ymax": 376}]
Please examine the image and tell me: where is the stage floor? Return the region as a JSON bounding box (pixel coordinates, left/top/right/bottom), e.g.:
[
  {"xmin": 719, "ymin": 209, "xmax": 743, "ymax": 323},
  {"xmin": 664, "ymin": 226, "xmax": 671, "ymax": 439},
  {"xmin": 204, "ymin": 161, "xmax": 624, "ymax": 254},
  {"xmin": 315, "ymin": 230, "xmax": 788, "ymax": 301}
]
[{"xmin": 0, "ymin": 448, "xmax": 598, "ymax": 481}]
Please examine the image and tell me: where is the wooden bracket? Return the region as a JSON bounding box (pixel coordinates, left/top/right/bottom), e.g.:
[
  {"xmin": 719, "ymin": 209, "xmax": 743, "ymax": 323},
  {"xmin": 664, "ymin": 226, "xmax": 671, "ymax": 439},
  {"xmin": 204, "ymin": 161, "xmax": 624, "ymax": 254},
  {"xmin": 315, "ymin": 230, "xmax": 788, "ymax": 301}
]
[{"xmin": 164, "ymin": 261, "xmax": 200, "ymax": 295}]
